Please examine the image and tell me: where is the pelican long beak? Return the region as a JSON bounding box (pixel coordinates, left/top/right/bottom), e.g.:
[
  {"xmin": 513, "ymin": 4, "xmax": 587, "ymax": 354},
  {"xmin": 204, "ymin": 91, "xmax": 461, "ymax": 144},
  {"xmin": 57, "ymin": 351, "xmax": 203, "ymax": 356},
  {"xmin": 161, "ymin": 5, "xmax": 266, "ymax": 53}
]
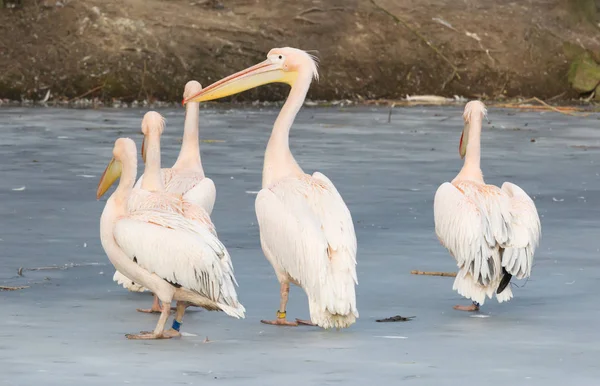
[
  {"xmin": 96, "ymin": 157, "xmax": 123, "ymax": 199},
  {"xmin": 141, "ymin": 137, "xmax": 147, "ymax": 164},
  {"xmin": 183, "ymin": 59, "xmax": 295, "ymax": 104},
  {"xmin": 459, "ymin": 122, "xmax": 469, "ymax": 159}
]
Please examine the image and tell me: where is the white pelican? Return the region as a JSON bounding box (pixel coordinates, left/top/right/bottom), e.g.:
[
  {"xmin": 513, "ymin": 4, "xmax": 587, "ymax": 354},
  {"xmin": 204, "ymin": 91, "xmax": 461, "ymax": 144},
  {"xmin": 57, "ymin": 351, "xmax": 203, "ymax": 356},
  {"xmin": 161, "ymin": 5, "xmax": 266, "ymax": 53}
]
[
  {"xmin": 134, "ymin": 81, "xmax": 216, "ymax": 214},
  {"xmin": 433, "ymin": 101, "xmax": 541, "ymax": 311},
  {"xmin": 114, "ymin": 86, "xmax": 217, "ymax": 312},
  {"xmin": 97, "ymin": 137, "xmax": 244, "ymax": 339},
  {"xmin": 184, "ymin": 47, "xmax": 358, "ymax": 329},
  {"xmin": 113, "ymin": 111, "xmax": 217, "ymax": 315}
]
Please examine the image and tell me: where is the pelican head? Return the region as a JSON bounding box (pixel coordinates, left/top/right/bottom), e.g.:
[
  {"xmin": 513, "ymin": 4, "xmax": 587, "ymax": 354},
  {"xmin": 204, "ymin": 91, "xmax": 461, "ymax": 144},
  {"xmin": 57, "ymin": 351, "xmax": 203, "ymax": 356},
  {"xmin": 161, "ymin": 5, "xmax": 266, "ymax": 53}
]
[
  {"xmin": 459, "ymin": 101, "xmax": 487, "ymax": 159},
  {"xmin": 140, "ymin": 111, "xmax": 165, "ymax": 163},
  {"xmin": 182, "ymin": 47, "xmax": 319, "ymax": 104},
  {"xmin": 182, "ymin": 80, "xmax": 203, "ymax": 105},
  {"xmin": 97, "ymin": 138, "xmax": 137, "ymax": 199}
]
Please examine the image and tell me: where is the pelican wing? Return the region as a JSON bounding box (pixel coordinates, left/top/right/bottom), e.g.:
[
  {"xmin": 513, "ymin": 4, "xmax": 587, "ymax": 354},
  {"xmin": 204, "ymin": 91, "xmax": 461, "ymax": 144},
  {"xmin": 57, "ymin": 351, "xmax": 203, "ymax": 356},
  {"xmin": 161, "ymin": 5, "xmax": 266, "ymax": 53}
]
[
  {"xmin": 127, "ymin": 188, "xmax": 183, "ymax": 212},
  {"xmin": 182, "ymin": 177, "xmax": 216, "ymax": 215},
  {"xmin": 500, "ymin": 182, "xmax": 541, "ymax": 279},
  {"xmin": 434, "ymin": 182, "xmax": 501, "ymax": 285},
  {"xmin": 255, "ymin": 184, "xmax": 329, "ymax": 293},
  {"xmin": 113, "ymin": 209, "xmax": 243, "ymax": 317},
  {"xmin": 181, "ymin": 201, "xmax": 217, "ymax": 236},
  {"xmin": 256, "ymin": 174, "xmax": 358, "ymax": 317},
  {"xmin": 310, "ymin": 172, "xmax": 358, "ymax": 274}
]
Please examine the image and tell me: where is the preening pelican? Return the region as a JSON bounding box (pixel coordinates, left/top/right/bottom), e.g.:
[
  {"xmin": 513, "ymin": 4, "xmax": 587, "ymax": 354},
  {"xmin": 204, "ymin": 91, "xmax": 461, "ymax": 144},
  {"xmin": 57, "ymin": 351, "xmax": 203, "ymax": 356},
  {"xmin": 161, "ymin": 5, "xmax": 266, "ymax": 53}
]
[
  {"xmin": 185, "ymin": 47, "xmax": 358, "ymax": 329},
  {"xmin": 113, "ymin": 111, "xmax": 217, "ymax": 314},
  {"xmin": 134, "ymin": 81, "xmax": 216, "ymax": 214},
  {"xmin": 97, "ymin": 137, "xmax": 244, "ymax": 339},
  {"xmin": 433, "ymin": 101, "xmax": 541, "ymax": 311}
]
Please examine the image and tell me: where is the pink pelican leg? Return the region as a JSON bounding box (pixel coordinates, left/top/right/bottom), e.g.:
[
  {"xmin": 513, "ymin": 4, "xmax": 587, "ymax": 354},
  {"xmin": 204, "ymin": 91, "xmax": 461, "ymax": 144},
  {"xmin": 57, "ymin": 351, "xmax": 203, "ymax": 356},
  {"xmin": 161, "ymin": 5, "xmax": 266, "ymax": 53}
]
[{"xmin": 260, "ymin": 282, "xmax": 298, "ymax": 326}]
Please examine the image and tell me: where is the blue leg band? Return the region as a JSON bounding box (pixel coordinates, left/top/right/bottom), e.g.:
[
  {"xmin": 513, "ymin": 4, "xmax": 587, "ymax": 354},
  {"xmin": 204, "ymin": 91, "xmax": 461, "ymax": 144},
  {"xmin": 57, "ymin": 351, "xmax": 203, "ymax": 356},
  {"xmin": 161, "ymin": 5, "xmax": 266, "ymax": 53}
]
[{"xmin": 172, "ymin": 319, "xmax": 182, "ymax": 331}]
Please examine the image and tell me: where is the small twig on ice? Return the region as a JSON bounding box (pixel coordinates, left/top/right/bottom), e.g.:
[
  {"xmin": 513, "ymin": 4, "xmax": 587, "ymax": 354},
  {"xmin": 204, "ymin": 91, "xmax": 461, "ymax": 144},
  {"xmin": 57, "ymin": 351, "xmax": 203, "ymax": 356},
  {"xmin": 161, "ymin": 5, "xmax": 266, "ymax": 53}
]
[
  {"xmin": 0, "ymin": 285, "xmax": 30, "ymax": 291},
  {"xmin": 376, "ymin": 315, "xmax": 415, "ymax": 322},
  {"xmin": 17, "ymin": 262, "xmax": 106, "ymax": 276},
  {"xmin": 371, "ymin": 0, "xmax": 460, "ymax": 79},
  {"xmin": 495, "ymin": 97, "xmax": 589, "ymax": 117},
  {"xmin": 411, "ymin": 270, "xmax": 457, "ymax": 277}
]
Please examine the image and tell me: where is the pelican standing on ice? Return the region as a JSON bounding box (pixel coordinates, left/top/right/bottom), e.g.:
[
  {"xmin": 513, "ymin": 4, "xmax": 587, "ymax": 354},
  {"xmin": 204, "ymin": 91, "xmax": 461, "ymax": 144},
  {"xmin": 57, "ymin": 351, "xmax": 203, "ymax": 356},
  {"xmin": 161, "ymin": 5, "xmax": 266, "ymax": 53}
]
[
  {"xmin": 114, "ymin": 82, "xmax": 217, "ymax": 313},
  {"xmin": 113, "ymin": 112, "xmax": 217, "ymax": 315},
  {"xmin": 97, "ymin": 137, "xmax": 244, "ymax": 339},
  {"xmin": 184, "ymin": 47, "xmax": 358, "ymax": 329},
  {"xmin": 433, "ymin": 101, "xmax": 541, "ymax": 311}
]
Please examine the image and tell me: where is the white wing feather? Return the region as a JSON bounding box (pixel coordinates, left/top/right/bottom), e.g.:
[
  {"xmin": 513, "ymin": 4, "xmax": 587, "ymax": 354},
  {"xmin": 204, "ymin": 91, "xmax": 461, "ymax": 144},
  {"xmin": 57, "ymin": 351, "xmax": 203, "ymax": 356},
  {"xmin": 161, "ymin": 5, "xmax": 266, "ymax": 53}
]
[
  {"xmin": 134, "ymin": 169, "xmax": 215, "ymax": 214},
  {"xmin": 500, "ymin": 182, "xmax": 541, "ymax": 279},
  {"xmin": 113, "ymin": 209, "xmax": 244, "ymax": 317},
  {"xmin": 434, "ymin": 182, "xmax": 501, "ymax": 286},
  {"xmin": 256, "ymin": 173, "xmax": 358, "ymax": 328},
  {"xmin": 434, "ymin": 180, "xmax": 541, "ymax": 304},
  {"xmin": 182, "ymin": 177, "xmax": 216, "ymax": 215}
]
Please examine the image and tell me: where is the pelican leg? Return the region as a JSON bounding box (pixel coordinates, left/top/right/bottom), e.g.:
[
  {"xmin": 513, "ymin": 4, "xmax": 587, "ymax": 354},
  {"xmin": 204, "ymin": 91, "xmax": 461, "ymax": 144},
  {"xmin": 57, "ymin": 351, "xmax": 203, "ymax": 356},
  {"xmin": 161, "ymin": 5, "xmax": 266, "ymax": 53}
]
[
  {"xmin": 453, "ymin": 301, "xmax": 480, "ymax": 312},
  {"xmin": 126, "ymin": 300, "xmax": 173, "ymax": 340},
  {"xmin": 164, "ymin": 301, "xmax": 187, "ymax": 338},
  {"xmin": 136, "ymin": 294, "xmax": 162, "ymax": 314},
  {"xmin": 261, "ymin": 282, "xmax": 298, "ymax": 326}
]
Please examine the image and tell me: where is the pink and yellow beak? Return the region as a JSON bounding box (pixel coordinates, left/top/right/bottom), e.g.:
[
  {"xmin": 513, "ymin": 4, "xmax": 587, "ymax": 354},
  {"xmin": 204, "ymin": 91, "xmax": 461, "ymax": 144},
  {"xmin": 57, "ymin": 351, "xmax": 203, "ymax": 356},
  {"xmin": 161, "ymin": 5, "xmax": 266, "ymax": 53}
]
[
  {"xmin": 182, "ymin": 59, "xmax": 296, "ymax": 104},
  {"xmin": 96, "ymin": 157, "xmax": 122, "ymax": 199},
  {"xmin": 459, "ymin": 121, "xmax": 469, "ymax": 159}
]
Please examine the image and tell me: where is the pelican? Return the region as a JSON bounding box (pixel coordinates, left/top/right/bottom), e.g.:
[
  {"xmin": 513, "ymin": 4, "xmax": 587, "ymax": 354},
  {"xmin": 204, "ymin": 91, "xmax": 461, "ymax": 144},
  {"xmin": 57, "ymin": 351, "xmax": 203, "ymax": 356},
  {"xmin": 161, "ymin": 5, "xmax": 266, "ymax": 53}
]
[
  {"xmin": 115, "ymin": 87, "xmax": 217, "ymax": 313},
  {"xmin": 97, "ymin": 137, "xmax": 244, "ymax": 339},
  {"xmin": 134, "ymin": 81, "xmax": 216, "ymax": 213},
  {"xmin": 184, "ymin": 47, "xmax": 358, "ymax": 329},
  {"xmin": 113, "ymin": 112, "xmax": 217, "ymax": 315},
  {"xmin": 433, "ymin": 101, "xmax": 541, "ymax": 311}
]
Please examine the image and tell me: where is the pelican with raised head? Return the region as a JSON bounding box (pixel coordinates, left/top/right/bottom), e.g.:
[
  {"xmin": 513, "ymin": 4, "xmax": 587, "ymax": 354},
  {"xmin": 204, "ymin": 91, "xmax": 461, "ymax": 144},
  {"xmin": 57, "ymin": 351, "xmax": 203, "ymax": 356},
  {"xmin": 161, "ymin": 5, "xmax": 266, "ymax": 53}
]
[
  {"xmin": 184, "ymin": 47, "xmax": 358, "ymax": 329},
  {"xmin": 113, "ymin": 112, "xmax": 217, "ymax": 317},
  {"xmin": 433, "ymin": 101, "xmax": 541, "ymax": 311},
  {"xmin": 135, "ymin": 81, "xmax": 216, "ymax": 213},
  {"xmin": 97, "ymin": 137, "xmax": 244, "ymax": 339}
]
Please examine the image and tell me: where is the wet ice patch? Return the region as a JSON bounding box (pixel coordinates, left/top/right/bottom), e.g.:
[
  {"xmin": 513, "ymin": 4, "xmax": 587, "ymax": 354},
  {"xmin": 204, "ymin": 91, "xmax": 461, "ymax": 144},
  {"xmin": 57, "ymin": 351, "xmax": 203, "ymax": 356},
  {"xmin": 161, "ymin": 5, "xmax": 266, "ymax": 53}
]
[
  {"xmin": 245, "ymin": 190, "xmax": 260, "ymax": 194},
  {"xmin": 77, "ymin": 174, "xmax": 95, "ymax": 178},
  {"xmin": 12, "ymin": 186, "xmax": 26, "ymax": 191},
  {"xmin": 181, "ymin": 332, "xmax": 198, "ymax": 337},
  {"xmin": 470, "ymin": 314, "xmax": 490, "ymax": 318}
]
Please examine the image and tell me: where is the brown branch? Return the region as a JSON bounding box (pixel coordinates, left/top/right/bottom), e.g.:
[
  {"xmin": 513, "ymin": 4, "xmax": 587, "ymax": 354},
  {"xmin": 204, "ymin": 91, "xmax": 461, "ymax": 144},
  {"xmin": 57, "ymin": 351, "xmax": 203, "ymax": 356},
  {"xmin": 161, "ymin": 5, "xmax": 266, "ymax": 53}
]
[
  {"xmin": 494, "ymin": 97, "xmax": 589, "ymax": 117},
  {"xmin": 0, "ymin": 285, "xmax": 30, "ymax": 291},
  {"xmin": 67, "ymin": 85, "xmax": 104, "ymax": 102},
  {"xmin": 370, "ymin": 0, "xmax": 460, "ymax": 79},
  {"xmin": 297, "ymin": 6, "xmax": 346, "ymax": 16},
  {"xmin": 18, "ymin": 262, "xmax": 106, "ymax": 276},
  {"xmin": 293, "ymin": 16, "xmax": 319, "ymax": 25},
  {"xmin": 411, "ymin": 270, "xmax": 457, "ymax": 277}
]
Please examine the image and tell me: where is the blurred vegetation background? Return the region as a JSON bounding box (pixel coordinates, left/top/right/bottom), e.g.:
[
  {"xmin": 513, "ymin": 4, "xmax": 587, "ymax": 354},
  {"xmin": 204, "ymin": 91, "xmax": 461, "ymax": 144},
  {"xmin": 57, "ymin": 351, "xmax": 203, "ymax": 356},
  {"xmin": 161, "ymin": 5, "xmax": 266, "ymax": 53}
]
[{"xmin": 0, "ymin": 0, "xmax": 599, "ymax": 103}]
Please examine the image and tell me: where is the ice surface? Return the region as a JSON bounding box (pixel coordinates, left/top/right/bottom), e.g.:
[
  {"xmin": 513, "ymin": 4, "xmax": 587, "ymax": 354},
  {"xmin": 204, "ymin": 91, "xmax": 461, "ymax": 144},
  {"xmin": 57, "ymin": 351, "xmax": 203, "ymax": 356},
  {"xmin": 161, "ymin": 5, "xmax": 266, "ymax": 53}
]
[{"xmin": 1, "ymin": 106, "xmax": 599, "ymax": 385}]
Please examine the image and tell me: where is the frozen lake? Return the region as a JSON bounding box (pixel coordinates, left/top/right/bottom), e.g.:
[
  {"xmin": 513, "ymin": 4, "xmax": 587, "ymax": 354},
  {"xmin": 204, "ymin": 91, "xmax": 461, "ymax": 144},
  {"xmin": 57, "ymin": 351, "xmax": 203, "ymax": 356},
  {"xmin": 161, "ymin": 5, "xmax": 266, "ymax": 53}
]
[{"xmin": 1, "ymin": 106, "xmax": 599, "ymax": 385}]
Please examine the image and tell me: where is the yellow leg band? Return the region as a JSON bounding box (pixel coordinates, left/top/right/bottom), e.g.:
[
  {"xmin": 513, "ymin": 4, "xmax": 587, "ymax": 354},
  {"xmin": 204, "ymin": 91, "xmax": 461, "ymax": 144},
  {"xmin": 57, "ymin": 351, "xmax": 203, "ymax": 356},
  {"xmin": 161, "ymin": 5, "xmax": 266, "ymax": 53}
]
[{"xmin": 276, "ymin": 310, "xmax": 286, "ymax": 319}]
